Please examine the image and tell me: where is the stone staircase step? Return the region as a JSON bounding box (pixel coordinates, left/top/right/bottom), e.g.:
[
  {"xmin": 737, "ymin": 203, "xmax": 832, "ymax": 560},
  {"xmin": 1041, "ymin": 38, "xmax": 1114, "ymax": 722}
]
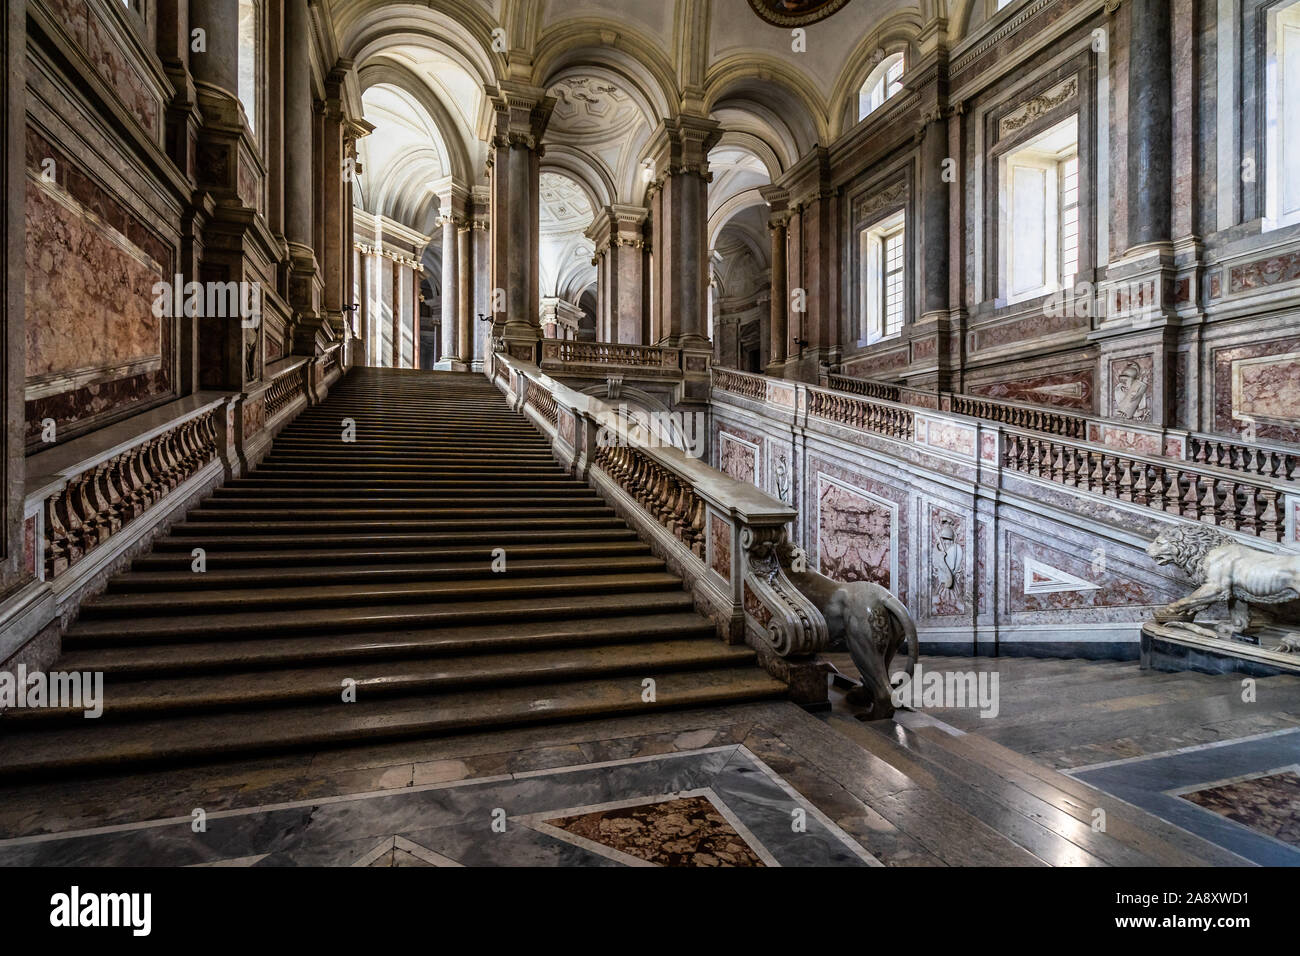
[
  {"xmin": 0, "ymin": 668, "xmax": 788, "ymax": 778},
  {"xmin": 132, "ymin": 540, "xmax": 649, "ymax": 569},
  {"xmin": 57, "ymin": 612, "xmax": 716, "ymax": 678},
  {"xmin": 114, "ymin": 556, "xmax": 664, "ymax": 589},
  {"xmin": 64, "ymin": 590, "xmax": 701, "ymax": 645},
  {"xmin": 80, "ymin": 572, "xmax": 685, "ymax": 617},
  {"xmin": 9, "ymin": 638, "xmax": 757, "ymax": 724}
]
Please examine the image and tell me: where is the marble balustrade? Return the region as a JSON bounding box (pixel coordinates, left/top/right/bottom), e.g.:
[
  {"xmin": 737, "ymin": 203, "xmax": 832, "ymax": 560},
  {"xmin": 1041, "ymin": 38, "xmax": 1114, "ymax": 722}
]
[
  {"xmin": 490, "ymin": 351, "xmax": 831, "ymax": 703},
  {"xmin": 709, "ymin": 367, "xmax": 1300, "ymax": 660}
]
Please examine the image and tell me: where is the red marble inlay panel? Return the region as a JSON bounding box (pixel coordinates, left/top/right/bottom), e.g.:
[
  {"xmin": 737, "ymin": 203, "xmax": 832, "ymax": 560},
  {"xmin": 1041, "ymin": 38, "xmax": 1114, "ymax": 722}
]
[
  {"xmin": 1229, "ymin": 250, "xmax": 1300, "ymax": 294},
  {"xmin": 718, "ymin": 432, "xmax": 758, "ymax": 486},
  {"xmin": 1212, "ymin": 334, "xmax": 1300, "ymax": 444},
  {"xmin": 709, "ymin": 514, "xmax": 731, "ymax": 579},
  {"xmin": 968, "ymin": 367, "xmax": 1095, "ymax": 412},
  {"xmin": 743, "ymin": 582, "xmax": 772, "ymax": 628}
]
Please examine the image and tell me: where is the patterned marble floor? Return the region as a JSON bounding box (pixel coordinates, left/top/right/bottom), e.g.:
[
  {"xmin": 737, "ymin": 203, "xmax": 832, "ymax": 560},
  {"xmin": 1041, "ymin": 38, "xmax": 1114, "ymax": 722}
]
[
  {"xmin": 1, "ymin": 655, "xmax": 1294, "ymax": 867},
  {"xmin": 1069, "ymin": 729, "xmax": 1300, "ymax": 866},
  {"xmin": 0, "ymin": 744, "xmax": 875, "ymax": 867}
]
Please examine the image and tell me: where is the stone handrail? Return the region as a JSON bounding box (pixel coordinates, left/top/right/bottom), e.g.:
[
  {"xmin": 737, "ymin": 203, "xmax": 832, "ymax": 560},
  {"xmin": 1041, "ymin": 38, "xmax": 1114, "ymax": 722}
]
[
  {"xmin": 828, "ymin": 370, "xmax": 1298, "ymax": 483},
  {"xmin": 1001, "ymin": 430, "xmax": 1285, "ymax": 542},
  {"xmin": 712, "ymin": 368, "xmax": 1296, "ymax": 547},
  {"xmin": 263, "ymin": 359, "xmax": 309, "ymax": 420},
  {"xmin": 491, "ymin": 351, "xmax": 831, "ymax": 698},
  {"xmin": 539, "ymin": 340, "xmax": 682, "ymax": 374},
  {"xmin": 27, "ymin": 395, "xmax": 227, "ymax": 580},
  {"xmin": 948, "ymin": 392, "xmax": 1088, "ymax": 439}
]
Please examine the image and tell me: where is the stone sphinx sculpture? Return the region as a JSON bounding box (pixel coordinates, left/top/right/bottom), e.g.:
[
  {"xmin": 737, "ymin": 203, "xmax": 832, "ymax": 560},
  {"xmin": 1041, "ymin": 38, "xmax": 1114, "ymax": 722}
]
[
  {"xmin": 776, "ymin": 540, "xmax": 919, "ymax": 717},
  {"xmin": 1146, "ymin": 525, "xmax": 1300, "ymax": 653}
]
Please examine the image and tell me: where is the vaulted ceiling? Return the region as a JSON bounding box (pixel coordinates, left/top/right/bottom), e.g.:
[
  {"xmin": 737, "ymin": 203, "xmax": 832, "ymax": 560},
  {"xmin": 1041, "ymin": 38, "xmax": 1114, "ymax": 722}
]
[{"xmin": 332, "ymin": 0, "xmax": 986, "ymax": 257}]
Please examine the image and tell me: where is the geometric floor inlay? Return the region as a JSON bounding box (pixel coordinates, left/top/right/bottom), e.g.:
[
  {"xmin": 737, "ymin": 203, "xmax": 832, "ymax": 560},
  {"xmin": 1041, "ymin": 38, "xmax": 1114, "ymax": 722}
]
[
  {"xmin": 1178, "ymin": 768, "xmax": 1300, "ymax": 850},
  {"xmin": 542, "ymin": 793, "xmax": 766, "ymax": 867},
  {"xmin": 1067, "ymin": 727, "xmax": 1300, "ymax": 867},
  {"xmin": 0, "ymin": 746, "xmax": 878, "ymax": 867}
]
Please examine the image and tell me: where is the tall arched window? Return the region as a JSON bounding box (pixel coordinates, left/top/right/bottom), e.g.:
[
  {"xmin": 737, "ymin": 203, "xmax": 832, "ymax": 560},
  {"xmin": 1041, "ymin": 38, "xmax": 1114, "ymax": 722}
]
[
  {"xmin": 238, "ymin": 0, "xmax": 260, "ymax": 136},
  {"xmin": 858, "ymin": 53, "xmax": 905, "ymax": 122}
]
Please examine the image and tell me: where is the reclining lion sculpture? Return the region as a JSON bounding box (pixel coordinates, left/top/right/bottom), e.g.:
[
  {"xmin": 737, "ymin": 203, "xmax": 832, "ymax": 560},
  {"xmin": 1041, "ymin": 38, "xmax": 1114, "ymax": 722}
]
[
  {"xmin": 776, "ymin": 540, "xmax": 919, "ymax": 717},
  {"xmin": 1146, "ymin": 525, "xmax": 1300, "ymax": 652}
]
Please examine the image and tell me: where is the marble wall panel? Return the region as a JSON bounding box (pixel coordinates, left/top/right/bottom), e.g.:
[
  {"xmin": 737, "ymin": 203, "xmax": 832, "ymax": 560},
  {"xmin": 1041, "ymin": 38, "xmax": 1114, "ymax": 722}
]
[
  {"xmin": 718, "ymin": 429, "xmax": 761, "ymax": 487},
  {"xmin": 967, "ymin": 366, "xmax": 1095, "ymax": 411},
  {"xmin": 1006, "ymin": 532, "xmax": 1174, "ymax": 615},
  {"xmin": 812, "ymin": 467, "xmax": 899, "ymax": 595},
  {"xmin": 1212, "ymin": 334, "xmax": 1300, "ymax": 443},
  {"xmin": 927, "ymin": 505, "xmax": 969, "ymax": 618}
]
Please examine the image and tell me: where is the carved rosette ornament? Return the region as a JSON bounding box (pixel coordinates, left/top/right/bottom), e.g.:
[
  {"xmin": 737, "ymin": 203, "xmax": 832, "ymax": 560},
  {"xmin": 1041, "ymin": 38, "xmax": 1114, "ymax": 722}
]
[{"xmin": 740, "ymin": 525, "xmax": 830, "ymax": 657}]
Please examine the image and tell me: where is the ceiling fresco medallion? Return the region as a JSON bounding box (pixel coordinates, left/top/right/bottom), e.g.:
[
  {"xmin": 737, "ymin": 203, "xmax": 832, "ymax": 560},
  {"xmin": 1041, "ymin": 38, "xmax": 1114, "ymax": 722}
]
[{"xmin": 746, "ymin": 0, "xmax": 853, "ymax": 27}]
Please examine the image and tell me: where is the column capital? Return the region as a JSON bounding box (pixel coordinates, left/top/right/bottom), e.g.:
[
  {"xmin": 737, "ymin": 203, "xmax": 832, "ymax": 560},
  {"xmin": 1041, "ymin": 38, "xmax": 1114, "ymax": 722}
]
[
  {"xmin": 429, "ymin": 175, "xmax": 470, "ymax": 221},
  {"xmin": 584, "ymin": 204, "xmax": 648, "ymax": 255},
  {"xmin": 486, "ymin": 81, "xmax": 555, "ymax": 152},
  {"xmin": 642, "ymin": 115, "xmax": 722, "ymax": 182}
]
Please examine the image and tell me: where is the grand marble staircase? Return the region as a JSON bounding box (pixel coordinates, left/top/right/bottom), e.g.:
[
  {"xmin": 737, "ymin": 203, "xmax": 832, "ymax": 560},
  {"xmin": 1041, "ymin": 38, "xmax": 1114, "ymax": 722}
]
[{"xmin": 0, "ymin": 368, "xmax": 785, "ymax": 777}]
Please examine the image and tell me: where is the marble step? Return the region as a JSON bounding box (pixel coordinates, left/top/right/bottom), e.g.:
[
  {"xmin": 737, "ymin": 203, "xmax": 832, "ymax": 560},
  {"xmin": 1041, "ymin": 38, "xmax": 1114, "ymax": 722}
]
[
  {"xmin": 150, "ymin": 528, "xmax": 641, "ymax": 551},
  {"xmin": 203, "ymin": 492, "xmax": 604, "ymax": 506},
  {"xmin": 57, "ymin": 611, "xmax": 716, "ymax": 678},
  {"xmin": 166, "ymin": 515, "xmax": 630, "ymax": 534},
  {"xmin": 129, "ymin": 542, "xmax": 652, "ymax": 571},
  {"xmin": 109, "ymin": 555, "xmax": 667, "ymax": 591},
  {"xmin": 183, "ymin": 504, "xmax": 616, "ymax": 521},
  {"xmin": 0, "ymin": 668, "xmax": 788, "ymax": 778},
  {"xmin": 829, "ymin": 716, "xmax": 1129, "ymax": 866},
  {"xmin": 6, "ymin": 637, "xmax": 757, "ymax": 724},
  {"xmin": 80, "ymin": 571, "xmax": 684, "ymax": 618},
  {"xmin": 64, "ymin": 590, "xmax": 701, "ymax": 645}
]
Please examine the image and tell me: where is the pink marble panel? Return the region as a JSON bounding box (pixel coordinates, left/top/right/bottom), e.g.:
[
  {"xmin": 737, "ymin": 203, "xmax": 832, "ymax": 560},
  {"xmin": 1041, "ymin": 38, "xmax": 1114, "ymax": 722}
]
[
  {"xmin": 922, "ymin": 418, "xmax": 976, "ymax": 457},
  {"xmin": 968, "ymin": 367, "xmax": 1095, "ymax": 412},
  {"xmin": 710, "ymin": 514, "xmax": 731, "ymax": 580},
  {"xmin": 1100, "ymin": 426, "xmax": 1162, "ymax": 457},
  {"xmin": 816, "ymin": 477, "xmax": 893, "ymax": 590},
  {"xmin": 718, "ymin": 432, "xmax": 758, "ymax": 486},
  {"xmin": 24, "ymin": 184, "xmax": 164, "ymax": 380}
]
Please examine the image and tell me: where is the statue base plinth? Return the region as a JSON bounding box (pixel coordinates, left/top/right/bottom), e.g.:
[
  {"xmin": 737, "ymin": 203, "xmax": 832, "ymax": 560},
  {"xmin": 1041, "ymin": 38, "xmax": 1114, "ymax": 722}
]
[{"xmin": 1141, "ymin": 621, "xmax": 1300, "ymax": 677}]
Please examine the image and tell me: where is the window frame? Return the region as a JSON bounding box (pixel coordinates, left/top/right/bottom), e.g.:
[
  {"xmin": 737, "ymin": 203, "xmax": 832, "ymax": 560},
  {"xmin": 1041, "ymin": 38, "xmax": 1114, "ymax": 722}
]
[
  {"xmin": 857, "ymin": 53, "xmax": 906, "ymax": 123},
  {"xmin": 858, "ymin": 209, "xmax": 907, "ymax": 344},
  {"xmin": 237, "ymin": 0, "xmax": 263, "ymax": 142},
  {"xmin": 998, "ymin": 116, "xmax": 1079, "ymax": 306},
  {"xmin": 1264, "ymin": 0, "xmax": 1300, "ymax": 231}
]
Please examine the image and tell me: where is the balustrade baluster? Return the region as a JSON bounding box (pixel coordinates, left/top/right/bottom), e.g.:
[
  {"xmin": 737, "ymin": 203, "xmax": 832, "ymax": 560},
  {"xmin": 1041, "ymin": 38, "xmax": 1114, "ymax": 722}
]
[{"xmin": 1260, "ymin": 490, "xmax": 1281, "ymax": 540}]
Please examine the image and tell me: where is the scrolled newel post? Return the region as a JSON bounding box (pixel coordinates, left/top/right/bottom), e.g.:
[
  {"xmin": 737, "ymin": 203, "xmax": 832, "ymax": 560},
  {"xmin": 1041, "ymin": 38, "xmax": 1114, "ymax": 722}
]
[{"xmin": 737, "ymin": 523, "xmax": 831, "ymax": 705}]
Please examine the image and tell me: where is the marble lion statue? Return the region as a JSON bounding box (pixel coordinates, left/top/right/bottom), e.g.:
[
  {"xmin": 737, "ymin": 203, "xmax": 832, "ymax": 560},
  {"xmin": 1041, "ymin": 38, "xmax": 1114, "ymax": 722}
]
[
  {"xmin": 1146, "ymin": 525, "xmax": 1300, "ymax": 652},
  {"xmin": 777, "ymin": 541, "xmax": 919, "ymax": 717}
]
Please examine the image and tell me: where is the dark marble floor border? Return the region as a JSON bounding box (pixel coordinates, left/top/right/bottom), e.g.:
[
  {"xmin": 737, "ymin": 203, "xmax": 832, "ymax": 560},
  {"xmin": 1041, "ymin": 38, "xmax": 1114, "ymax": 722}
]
[{"xmin": 1066, "ymin": 728, "xmax": 1300, "ymax": 867}]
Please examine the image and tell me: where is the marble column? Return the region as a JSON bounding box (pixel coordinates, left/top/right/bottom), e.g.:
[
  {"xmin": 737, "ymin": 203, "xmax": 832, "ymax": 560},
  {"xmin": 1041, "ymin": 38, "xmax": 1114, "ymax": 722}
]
[
  {"xmin": 486, "ymin": 82, "xmax": 554, "ymax": 362},
  {"xmin": 644, "ymin": 116, "xmax": 720, "ymax": 351},
  {"xmin": 470, "ymin": 191, "xmax": 491, "ymax": 370},
  {"xmin": 457, "ymin": 220, "xmax": 472, "ymax": 364},
  {"xmin": 188, "ymin": 0, "xmax": 238, "ymax": 96},
  {"xmin": 432, "ymin": 177, "xmax": 468, "ymax": 370},
  {"xmin": 283, "ymin": 0, "xmax": 319, "ymax": 351},
  {"xmin": 0, "ymin": 0, "xmax": 26, "ymax": 598},
  {"xmin": 762, "ymin": 187, "xmax": 790, "ymax": 374},
  {"xmin": 1127, "ymin": 0, "xmax": 1173, "ymax": 250},
  {"xmin": 586, "ymin": 205, "xmax": 649, "ymax": 344}
]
